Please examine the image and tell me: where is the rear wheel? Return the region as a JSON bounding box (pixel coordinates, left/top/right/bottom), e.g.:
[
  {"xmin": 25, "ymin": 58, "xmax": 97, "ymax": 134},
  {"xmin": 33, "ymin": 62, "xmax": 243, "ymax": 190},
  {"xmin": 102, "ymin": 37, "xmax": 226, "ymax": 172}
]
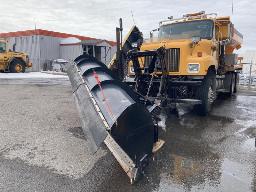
[
  {"xmin": 234, "ymin": 73, "xmax": 238, "ymax": 93},
  {"xmin": 9, "ymin": 58, "xmax": 25, "ymax": 73},
  {"xmin": 195, "ymin": 71, "xmax": 216, "ymax": 116},
  {"xmin": 229, "ymin": 74, "xmax": 235, "ymax": 96},
  {"xmin": 223, "ymin": 72, "xmax": 236, "ymax": 96}
]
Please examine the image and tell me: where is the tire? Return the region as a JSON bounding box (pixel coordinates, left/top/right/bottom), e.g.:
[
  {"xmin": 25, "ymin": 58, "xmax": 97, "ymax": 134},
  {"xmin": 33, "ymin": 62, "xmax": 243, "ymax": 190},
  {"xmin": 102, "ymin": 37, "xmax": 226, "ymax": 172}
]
[
  {"xmin": 195, "ymin": 71, "xmax": 216, "ymax": 116},
  {"xmin": 223, "ymin": 72, "xmax": 236, "ymax": 96},
  {"xmin": 233, "ymin": 73, "xmax": 238, "ymax": 94},
  {"xmin": 9, "ymin": 58, "xmax": 25, "ymax": 73},
  {"xmin": 227, "ymin": 72, "xmax": 236, "ymax": 96}
]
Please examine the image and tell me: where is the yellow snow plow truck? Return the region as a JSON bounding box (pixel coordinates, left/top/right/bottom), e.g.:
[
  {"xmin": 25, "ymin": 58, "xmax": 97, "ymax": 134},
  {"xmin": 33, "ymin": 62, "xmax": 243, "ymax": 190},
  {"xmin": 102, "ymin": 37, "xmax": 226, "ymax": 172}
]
[
  {"xmin": 66, "ymin": 12, "xmax": 242, "ymax": 184},
  {"xmin": 110, "ymin": 11, "xmax": 243, "ymax": 116},
  {"xmin": 0, "ymin": 39, "xmax": 32, "ymax": 73}
]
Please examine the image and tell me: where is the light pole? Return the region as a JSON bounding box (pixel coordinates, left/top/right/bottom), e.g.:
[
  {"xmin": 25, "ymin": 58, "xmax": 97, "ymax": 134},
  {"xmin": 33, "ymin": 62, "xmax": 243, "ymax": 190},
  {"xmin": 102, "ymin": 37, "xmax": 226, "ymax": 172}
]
[
  {"xmin": 249, "ymin": 60, "xmax": 252, "ymax": 88},
  {"xmin": 33, "ymin": 18, "xmax": 41, "ymax": 72},
  {"xmin": 241, "ymin": 61, "xmax": 255, "ymax": 88}
]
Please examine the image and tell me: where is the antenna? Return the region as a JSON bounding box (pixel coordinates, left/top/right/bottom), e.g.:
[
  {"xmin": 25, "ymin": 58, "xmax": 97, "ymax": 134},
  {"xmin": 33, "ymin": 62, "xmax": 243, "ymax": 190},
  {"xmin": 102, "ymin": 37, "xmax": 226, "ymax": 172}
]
[
  {"xmin": 119, "ymin": 18, "xmax": 123, "ymax": 47},
  {"xmin": 131, "ymin": 10, "xmax": 136, "ymax": 25},
  {"xmin": 232, "ymin": 0, "xmax": 234, "ymax": 15}
]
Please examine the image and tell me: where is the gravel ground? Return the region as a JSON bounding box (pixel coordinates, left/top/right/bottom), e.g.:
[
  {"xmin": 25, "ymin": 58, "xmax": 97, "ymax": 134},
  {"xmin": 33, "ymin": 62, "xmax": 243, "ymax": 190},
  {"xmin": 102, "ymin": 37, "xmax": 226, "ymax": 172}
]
[{"xmin": 0, "ymin": 80, "xmax": 255, "ymax": 192}]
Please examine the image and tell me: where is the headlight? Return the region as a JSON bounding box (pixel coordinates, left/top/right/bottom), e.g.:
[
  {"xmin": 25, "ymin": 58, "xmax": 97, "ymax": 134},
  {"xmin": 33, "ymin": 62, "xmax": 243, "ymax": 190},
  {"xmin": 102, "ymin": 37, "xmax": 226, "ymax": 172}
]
[
  {"xmin": 188, "ymin": 63, "xmax": 200, "ymax": 73},
  {"xmin": 131, "ymin": 42, "xmax": 138, "ymax": 48},
  {"xmin": 130, "ymin": 66, "xmax": 134, "ymax": 74}
]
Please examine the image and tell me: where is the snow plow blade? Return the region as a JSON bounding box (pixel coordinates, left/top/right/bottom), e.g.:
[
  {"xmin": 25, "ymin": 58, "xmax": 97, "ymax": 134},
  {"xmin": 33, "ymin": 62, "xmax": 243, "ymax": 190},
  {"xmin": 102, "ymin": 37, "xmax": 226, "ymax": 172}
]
[{"xmin": 67, "ymin": 54, "xmax": 155, "ymax": 183}]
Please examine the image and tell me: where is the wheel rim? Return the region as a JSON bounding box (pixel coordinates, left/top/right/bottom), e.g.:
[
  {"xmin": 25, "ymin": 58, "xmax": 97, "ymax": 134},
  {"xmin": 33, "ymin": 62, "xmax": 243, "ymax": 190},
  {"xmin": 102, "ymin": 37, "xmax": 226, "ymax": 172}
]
[{"xmin": 15, "ymin": 64, "xmax": 22, "ymax": 72}]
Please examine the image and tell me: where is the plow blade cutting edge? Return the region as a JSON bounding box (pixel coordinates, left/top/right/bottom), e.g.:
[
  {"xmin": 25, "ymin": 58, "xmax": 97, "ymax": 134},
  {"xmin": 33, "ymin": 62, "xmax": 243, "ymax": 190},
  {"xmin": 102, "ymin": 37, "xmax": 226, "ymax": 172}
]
[{"xmin": 67, "ymin": 54, "xmax": 155, "ymax": 183}]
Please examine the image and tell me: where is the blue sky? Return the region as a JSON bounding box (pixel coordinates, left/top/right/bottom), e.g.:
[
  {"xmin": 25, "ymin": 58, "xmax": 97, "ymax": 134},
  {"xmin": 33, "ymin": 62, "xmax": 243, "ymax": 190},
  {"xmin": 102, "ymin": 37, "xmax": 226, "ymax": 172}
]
[{"xmin": 0, "ymin": 0, "xmax": 255, "ymax": 51}]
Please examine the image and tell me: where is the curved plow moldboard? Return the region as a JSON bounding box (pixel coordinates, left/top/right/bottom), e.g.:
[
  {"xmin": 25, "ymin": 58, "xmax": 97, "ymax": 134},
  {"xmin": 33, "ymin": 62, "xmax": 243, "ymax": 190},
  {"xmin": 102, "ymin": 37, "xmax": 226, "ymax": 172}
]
[{"xmin": 67, "ymin": 54, "xmax": 155, "ymax": 183}]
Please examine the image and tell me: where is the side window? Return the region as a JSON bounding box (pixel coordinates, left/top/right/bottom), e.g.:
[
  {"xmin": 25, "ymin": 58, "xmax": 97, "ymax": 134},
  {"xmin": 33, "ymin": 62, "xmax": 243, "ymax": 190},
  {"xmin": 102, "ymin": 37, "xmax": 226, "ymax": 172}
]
[
  {"xmin": 0, "ymin": 42, "xmax": 6, "ymax": 53},
  {"xmin": 215, "ymin": 25, "xmax": 219, "ymax": 40}
]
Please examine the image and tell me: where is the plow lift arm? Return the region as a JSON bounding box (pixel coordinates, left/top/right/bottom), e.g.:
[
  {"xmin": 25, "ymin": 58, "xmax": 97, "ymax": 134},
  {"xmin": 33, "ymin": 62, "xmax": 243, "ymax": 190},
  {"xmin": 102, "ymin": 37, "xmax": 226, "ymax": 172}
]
[
  {"xmin": 108, "ymin": 19, "xmax": 169, "ymax": 105},
  {"xmin": 108, "ymin": 24, "xmax": 144, "ymax": 80},
  {"xmin": 67, "ymin": 53, "xmax": 163, "ymax": 184}
]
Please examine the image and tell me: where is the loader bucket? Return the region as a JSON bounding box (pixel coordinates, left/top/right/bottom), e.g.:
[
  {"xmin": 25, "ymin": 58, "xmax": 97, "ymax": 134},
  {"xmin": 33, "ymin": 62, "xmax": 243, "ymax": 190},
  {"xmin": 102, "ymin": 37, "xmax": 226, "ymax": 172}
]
[{"xmin": 67, "ymin": 54, "xmax": 155, "ymax": 183}]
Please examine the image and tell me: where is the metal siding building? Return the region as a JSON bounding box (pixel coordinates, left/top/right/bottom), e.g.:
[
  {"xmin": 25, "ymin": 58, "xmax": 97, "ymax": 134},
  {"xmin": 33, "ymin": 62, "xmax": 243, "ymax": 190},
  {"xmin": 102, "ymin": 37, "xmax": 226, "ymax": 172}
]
[
  {"xmin": 80, "ymin": 39, "xmax": 116, "ymax": 65},
  {"xmin": 60, "ymin": 44, "xmax": 83, "ymax": 63},
  {"xmin": 7, "ymin": 35, "xmax": 41, "ymax": 71},
  {"xmin": 0, "ymin": 29, "xmax": 116, "ymax": 71},
  {"xmin": 39, "ymin": 36, "xmax": 61, "ymax": 71}
]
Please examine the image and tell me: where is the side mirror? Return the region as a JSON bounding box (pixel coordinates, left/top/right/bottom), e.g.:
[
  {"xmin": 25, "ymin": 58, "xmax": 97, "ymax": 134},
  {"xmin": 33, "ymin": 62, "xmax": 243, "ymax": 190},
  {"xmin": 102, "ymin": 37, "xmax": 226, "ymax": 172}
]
[
  {"xmin": 191, "ymin": 36, "xmax": 201, "ymax": 44},
  {"xmin": 150, "ymin": 28, "xmax": 159, "ymax": 39}
]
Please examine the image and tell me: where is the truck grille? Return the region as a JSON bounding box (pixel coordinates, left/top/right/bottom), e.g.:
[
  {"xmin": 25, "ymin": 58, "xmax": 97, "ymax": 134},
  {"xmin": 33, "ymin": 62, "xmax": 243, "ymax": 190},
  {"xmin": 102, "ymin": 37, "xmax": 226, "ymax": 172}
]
[
  {"xmin": 144, "ymin": 48, "xmax": 180, "ymax": 72},
  {"xmin": 165, "ymin": 48, "xmax": 180, "ymax": 72}
]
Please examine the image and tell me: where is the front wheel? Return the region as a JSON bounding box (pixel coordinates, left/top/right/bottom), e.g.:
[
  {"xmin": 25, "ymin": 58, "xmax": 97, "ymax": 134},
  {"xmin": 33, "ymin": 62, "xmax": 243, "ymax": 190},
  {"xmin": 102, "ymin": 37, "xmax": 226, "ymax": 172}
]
[
  {"xmin": 9, "ymin": 58, "xmax": 25, "ymax": 73},
  {"xmin": 194, "ymin": 71, "xmax": 216, "ymax": 116}
]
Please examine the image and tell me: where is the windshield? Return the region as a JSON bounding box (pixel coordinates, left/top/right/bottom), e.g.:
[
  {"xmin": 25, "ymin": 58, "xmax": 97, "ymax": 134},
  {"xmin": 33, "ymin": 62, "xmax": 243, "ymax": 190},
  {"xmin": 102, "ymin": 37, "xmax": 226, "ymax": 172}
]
[
  {"xmin": 0, "ymin": 42, "xmax": 6, "ymax": 52},
  {"xmin": 159, "ymin": 20, "xmax": 213, "ymax": 40}
]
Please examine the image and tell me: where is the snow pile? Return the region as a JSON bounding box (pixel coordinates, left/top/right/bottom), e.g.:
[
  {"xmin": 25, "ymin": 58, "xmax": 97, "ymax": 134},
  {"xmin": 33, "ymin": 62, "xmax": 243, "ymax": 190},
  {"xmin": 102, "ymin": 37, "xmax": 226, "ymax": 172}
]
[{"xmin": 0, "ymin": 72, "xmax": 68, "ymax": 79}]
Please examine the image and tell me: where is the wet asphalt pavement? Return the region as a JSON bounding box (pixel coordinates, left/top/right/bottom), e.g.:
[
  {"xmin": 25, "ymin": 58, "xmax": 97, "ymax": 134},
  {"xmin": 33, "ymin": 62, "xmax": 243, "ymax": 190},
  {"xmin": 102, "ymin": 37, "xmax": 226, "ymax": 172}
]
[{"xmin": 0, "ymin": 77, "xmax": 255, "ymax": 192}]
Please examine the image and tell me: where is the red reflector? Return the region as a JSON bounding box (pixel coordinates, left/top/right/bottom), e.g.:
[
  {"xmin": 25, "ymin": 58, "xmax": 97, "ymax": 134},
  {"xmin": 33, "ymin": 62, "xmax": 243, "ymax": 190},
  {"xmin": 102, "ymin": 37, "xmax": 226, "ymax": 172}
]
[{"xmin": 197, "ymin": 52, "xmax": 202, "ymax": 57}]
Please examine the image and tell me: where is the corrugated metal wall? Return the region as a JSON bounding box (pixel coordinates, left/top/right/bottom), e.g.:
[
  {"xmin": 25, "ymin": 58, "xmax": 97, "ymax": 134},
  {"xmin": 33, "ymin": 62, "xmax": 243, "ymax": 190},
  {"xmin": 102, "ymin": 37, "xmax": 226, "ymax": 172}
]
[
  {"xmin": 60, "ymin": 45, "xmax": 83, "ymax": 62},
  {"xmin": 39, "ymin": 35, "xmax": 61, "ymax": 69},
  {"xmin": 60, "ymin": 43, "xmax": 116, "ymax": 65},
  {"xmin": 8, "ymin": 36, "xmax": 40, "ymax": 71},
  {"xmin": 103, "ymin": 46, "xmax": 116, "ymax": 65},
  {"xmin": 6, "ymin": 35, "xmax": 117, "ymax": 71},
  {"xmin": 7, "ymin": 35, "xmax": 62, "ymax": 71}
]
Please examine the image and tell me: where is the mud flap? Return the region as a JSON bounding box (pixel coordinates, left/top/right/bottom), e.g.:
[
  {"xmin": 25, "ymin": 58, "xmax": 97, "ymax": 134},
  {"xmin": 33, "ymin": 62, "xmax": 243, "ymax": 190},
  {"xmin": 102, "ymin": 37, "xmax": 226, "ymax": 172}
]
[{"xmin": 67, "ymin": 54, "xmax": 155, "ymax": 183}]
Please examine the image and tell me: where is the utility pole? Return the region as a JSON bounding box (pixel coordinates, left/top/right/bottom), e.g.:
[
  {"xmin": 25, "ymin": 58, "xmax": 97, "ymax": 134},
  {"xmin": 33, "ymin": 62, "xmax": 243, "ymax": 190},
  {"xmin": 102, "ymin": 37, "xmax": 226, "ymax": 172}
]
[
  {"xmin": 232, "ymin": 0, "xmax": 234, "ymax": 15},
  {"xmin": 34, "ymin": 18, "xmax": 40, "ymax": 72}
]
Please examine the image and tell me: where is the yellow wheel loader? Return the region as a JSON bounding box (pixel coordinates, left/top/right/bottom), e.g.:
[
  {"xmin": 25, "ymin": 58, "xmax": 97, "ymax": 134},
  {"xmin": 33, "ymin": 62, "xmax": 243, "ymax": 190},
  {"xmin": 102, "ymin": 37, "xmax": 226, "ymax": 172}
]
[{"xmin": 0, "ymin": 39, "xmax": 32, "ymax": 73}]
